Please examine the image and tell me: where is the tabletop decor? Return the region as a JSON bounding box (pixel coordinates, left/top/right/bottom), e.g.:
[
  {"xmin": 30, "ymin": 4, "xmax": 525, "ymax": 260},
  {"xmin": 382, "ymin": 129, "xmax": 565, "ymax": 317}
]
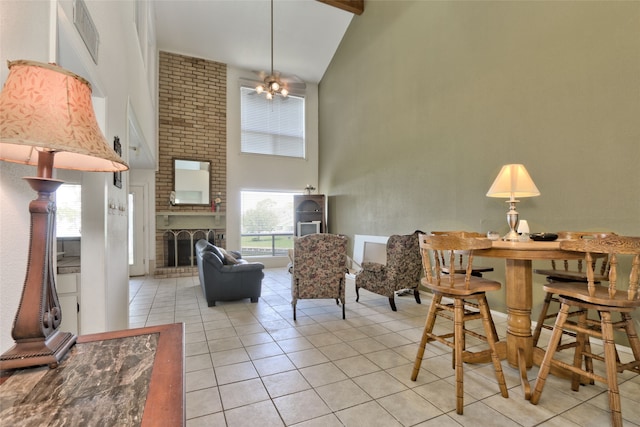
[
  {"xmin": 486, "ymin": 164, "xmax": 540, "ymax": 241},
  {"xmin": 0, "ymin": 60, "xmax": 128, "ymax": 370}
]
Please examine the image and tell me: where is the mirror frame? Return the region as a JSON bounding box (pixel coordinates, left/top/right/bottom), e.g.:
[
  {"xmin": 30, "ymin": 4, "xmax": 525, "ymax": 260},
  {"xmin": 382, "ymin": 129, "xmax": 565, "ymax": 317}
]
[{"xmin": 172, "ymin": 158, "xmax": 211, "ymax": 206}]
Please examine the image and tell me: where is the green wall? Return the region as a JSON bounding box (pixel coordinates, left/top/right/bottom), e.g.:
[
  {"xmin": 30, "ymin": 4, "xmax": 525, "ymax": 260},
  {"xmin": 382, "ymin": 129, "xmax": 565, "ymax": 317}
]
[{"xmin": 318, "ymin": 1, "xmax": 640, "ymax": 314}]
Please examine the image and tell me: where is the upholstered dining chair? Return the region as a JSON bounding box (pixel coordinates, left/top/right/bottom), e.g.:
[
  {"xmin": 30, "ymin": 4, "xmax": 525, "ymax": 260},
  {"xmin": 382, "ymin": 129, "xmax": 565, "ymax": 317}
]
[
  {"xmin": 291, "ymin": 233, "xmax": 348, "ymax": 321},
  {"xmin": 529, "ymin": 235, "xmax": 640, "ymax": 427},
  {"xmin": 355, "ymin": 230, "xmax": 423, "ymax": 311},
  {"xmin": 411, "ymin": 232, "xmax": 508, "ymax": 415}
]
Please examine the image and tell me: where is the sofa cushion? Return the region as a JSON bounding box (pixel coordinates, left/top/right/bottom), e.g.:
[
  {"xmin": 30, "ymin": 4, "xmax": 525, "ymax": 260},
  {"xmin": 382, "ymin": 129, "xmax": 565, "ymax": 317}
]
[
  {"xmin": 208, "ymin": 244, "xmax": 226, "ymax": 263},
  {"xmin": 218, "ymin": 247, "xmax": 240, "ymax": 265}
]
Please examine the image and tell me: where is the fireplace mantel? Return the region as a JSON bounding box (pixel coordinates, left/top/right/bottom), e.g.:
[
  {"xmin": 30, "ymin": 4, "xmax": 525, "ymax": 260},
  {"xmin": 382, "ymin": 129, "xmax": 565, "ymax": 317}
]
[{"xmin": 156, "ymin": 211, "xmax": 225, "ymax": 230}]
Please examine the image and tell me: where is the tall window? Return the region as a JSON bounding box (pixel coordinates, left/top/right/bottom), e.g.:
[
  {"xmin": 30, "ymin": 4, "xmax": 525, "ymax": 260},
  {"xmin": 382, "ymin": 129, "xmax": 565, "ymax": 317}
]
[
  {"xmin": 241, "ymin": 191, "xmax": 295, "ymax": 256},
  {"xmin": 56, "ymin": 184, "xmax": 82, "ymax": 237},
  {"xmin": 240, "ymin": 86, "xmax": 305, "ymax": 158}
]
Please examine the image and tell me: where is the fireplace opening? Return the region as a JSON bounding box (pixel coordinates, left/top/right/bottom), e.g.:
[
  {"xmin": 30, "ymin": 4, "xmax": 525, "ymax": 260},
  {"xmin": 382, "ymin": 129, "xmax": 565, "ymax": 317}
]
[{"xmin": 163, "ymin": 230, "xmax": 214, "ymax": 267}]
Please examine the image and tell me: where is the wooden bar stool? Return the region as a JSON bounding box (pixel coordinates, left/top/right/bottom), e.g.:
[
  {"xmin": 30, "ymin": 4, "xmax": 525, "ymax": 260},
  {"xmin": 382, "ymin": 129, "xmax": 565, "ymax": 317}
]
[
  {"xmin": 530, "ymin": 235, "xmax": 640, "ymax": 427},
  {"xmin": 411, "ymin": 232, "xmax": 508, "ymax": 415},
  {"xmin": 532, "ymin": 231, "xmax": 614, "ymax": 348},
  {"xmin": 432, "ymin": 231, "xmax": 495, "ymax": 277}
]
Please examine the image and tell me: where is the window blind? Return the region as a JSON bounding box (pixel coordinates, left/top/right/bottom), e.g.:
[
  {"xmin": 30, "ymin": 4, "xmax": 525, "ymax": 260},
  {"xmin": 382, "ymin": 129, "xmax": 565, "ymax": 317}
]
[{"xmin": 240, "ymin": 86, "xmax": 305, "ymax": 158}]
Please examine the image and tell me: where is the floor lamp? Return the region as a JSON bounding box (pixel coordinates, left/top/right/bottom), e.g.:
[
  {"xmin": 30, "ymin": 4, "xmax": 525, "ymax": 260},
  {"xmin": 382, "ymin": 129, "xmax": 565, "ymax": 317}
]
[{"xmin": 0, "ymin": 60, "xmax": 128, "ymax": 370}]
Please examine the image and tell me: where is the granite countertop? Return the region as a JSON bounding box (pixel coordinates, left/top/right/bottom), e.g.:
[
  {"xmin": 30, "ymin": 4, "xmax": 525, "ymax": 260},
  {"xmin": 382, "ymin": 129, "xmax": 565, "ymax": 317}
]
[{"xmin": 0, "ymin": 333, "xmax": 158, "ymax": 426}]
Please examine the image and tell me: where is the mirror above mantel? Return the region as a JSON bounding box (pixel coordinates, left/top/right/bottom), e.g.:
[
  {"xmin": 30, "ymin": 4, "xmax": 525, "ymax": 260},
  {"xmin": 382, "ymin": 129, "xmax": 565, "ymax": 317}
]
[{"xmin": 173, "ymin": 159, "xmax": 210, "ymax": 205}]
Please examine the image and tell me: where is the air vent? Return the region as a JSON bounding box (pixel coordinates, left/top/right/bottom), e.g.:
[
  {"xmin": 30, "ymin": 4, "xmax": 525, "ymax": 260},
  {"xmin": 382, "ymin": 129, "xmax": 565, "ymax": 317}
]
[{"xmin": 74, "ymin": 0, "xmax": 99, "ymax": 64}]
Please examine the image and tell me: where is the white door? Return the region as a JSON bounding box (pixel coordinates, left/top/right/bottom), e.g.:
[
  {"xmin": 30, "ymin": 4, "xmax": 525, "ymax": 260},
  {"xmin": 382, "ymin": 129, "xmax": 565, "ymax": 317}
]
[{"xmin": 129, "ymin": 185, "xmax": 146, "ymax": 276}]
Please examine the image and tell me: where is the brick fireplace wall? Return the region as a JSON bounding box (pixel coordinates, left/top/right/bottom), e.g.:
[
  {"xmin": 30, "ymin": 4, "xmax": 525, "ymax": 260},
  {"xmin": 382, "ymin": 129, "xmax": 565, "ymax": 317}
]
[{"xmin": 156, "ymin": 51, "xmax": 227, "ymax": 273}]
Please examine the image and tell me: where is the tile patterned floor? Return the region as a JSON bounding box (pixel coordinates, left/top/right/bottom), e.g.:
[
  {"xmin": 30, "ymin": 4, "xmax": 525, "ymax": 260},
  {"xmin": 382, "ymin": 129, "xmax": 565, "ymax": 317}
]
[{"xmin": 129, "ymin": 268, "xmax": 640, "ymax": 427}]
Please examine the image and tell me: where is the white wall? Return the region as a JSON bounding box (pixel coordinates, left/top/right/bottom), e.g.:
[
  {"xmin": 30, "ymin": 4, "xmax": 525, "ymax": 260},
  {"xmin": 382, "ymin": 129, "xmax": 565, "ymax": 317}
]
[
  {"xmin": 0, "ymin": 0, "xmax": 53, "ymax": 355},
  {"xmin": 0, "ymin": 0, "xmax": 158, "ymax": 351},
  {"xmin": 226, "ymin": 66, "xmax": 320, "ymax": 267}
]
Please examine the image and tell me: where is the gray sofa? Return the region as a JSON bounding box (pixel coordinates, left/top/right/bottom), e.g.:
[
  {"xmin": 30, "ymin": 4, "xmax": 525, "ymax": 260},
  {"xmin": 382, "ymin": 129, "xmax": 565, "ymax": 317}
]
[{"xmin": 195, "ymin": 239, "xmax": 264, "ymax": 307}]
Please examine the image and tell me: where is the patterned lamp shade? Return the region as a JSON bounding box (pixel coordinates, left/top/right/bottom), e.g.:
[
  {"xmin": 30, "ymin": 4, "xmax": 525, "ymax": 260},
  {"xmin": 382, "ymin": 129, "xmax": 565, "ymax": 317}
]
[{"xmin": 0, "ymin": 60, "xmax": 128, "ymax": 172}]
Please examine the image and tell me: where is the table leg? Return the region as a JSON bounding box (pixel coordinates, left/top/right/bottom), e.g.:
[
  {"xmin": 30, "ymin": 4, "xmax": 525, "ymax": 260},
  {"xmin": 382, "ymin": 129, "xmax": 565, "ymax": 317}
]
[{"xmin": 504, "ymin": 259, "xmax": 533, "ymax": 368}]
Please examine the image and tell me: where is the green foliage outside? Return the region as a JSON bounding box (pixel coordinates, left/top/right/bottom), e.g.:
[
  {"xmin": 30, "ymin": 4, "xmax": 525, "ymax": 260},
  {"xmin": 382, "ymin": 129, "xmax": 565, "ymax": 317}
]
[{"xmin": 241, "ymin": 235, "xmax": 293, "ymax": 250}]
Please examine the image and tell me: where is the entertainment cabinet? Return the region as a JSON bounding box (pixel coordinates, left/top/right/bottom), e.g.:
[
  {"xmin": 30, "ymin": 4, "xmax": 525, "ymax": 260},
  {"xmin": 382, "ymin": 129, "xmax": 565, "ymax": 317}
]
[{"xmin": 294, "ymin": 194, "xmax": 326, "ymax": 236}]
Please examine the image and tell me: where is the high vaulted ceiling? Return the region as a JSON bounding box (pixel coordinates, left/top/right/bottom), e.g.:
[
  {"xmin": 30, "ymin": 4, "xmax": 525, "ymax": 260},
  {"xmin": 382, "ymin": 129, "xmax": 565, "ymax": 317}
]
[{"xmin": 154, "ymin": 0, "xmax": 358, "ymax": 85}]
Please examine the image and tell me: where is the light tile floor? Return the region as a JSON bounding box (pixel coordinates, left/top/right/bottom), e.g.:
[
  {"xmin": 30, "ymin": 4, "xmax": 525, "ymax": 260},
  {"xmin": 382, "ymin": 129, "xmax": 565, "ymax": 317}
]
[{"xmin": 129, "ymin": 268, "xmax": 640, "ymax": 427}]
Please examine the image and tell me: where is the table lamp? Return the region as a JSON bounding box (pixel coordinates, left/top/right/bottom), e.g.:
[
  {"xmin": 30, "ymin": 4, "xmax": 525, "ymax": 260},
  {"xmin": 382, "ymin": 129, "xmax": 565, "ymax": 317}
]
[
  {"xmin": 486, "ymin": 164, "xmax": 540, "ymax": 242},
  {"xmin": 0, "ymin": 60, "xmax": 128, "ymax": 370}
]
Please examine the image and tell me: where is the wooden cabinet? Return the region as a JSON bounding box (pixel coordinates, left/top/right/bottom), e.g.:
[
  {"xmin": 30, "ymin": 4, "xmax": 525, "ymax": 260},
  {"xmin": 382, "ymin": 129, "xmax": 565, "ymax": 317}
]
[{"xmin": 294, "ymin": 194, "xmax": 326, "ymax": 235}]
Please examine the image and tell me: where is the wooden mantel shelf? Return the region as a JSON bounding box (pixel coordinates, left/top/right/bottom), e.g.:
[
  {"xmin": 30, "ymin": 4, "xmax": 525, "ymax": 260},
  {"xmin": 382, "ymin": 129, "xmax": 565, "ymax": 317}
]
[{"xmin": 156, "ymin": 211, "xmax": 225, "ymax": 230}]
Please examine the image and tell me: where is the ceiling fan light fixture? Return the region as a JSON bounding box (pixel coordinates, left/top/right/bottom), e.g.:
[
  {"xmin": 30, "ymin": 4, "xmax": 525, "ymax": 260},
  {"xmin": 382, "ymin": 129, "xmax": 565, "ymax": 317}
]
[{"xmin": 256, "ymin": 0, "xmax": 290, "ymax": 100}]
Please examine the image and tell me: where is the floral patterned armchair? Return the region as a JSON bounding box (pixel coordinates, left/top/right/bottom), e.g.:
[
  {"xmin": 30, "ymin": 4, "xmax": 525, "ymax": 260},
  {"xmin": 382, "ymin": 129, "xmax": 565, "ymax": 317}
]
[
  {"xmin": 355, "ymin": 231, "xmax": 423, "ymax": 311},
  {"xmin": 291, "ymin": 234, "xmax": 348, "ymax": 320}
]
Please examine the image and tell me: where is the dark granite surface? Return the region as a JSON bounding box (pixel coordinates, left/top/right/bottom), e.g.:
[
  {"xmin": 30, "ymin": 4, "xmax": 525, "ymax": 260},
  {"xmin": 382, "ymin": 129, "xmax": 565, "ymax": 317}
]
[{"xmin": 0, "ymin": 333, "xmax": 158, "ymax": 426}]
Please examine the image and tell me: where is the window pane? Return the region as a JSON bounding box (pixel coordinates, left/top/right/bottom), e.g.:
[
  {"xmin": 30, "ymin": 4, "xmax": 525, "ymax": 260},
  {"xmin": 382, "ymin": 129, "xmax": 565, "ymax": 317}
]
[
  {"xmin": 56, "ymin": 184, "xmax": 82, "ymax": 237},
  {"xmin": 240, "ymin": 86, "xmax": 305, "ymax": 158},
  {"xmin": 241, "ymin": 191, "xmax": 295, "ymax": 256}
]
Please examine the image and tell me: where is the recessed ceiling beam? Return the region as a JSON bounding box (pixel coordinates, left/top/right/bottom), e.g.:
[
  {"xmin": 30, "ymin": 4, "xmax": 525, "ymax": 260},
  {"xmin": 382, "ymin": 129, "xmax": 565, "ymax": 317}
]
[{"xmin": 317, "ymin": 0, "xmax": 364, "ymax": 15}]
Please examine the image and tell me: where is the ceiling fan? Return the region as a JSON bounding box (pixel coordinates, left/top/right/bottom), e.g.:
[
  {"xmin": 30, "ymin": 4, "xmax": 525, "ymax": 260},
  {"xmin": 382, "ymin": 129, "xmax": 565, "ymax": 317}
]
[{"xmin": 254, "ymin": 0, "xmax": 306, "ymax": 99}]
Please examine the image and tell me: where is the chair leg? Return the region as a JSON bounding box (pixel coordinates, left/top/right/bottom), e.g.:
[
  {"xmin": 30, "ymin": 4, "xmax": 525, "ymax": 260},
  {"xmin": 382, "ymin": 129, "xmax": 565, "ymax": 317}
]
[
  {"xmin": 571, "ymin": 309, "xmax": 589, "ymax": 391},
  {"xmin": 453, "ymin": 298, "xmax": 464, "ymax": 415},
  {"xmin": 622, "ymin": 312, "xmax": 640, "ymax": 366},
  {"xmin": 389, "ymin": 297, "xmax": 397, "ymax": 312},
  {"xmin": 355, "ymin": 285, "xmax": 360, "ymax": 302},
  {"xmin": 530, "ymin": 302, "xmax": 571, "ymax": 405},
  {"xmin": 292, "ymin": 300, "xmax": 297, "ymax": 321},
  {"xmin": 478, "ymin": 295, "xmax": 509, "ymax": 398},
  {"xmin": 533, "ymin": 292, "xmax": 554, "ymax": 347},
  {"xmin": 342, "ymin": 302, "xmax": 345, "ymax": 320},
  {"xmin": 413, "ymin": 288, "xmax": 421, "ymax": 304},
  {"xmin": 412, "ymin": 293, "xmax": 442, "ymax": 381},
  {"xmin": 601, "ymin": 311, "xmax": 623, "ymax": 427}
]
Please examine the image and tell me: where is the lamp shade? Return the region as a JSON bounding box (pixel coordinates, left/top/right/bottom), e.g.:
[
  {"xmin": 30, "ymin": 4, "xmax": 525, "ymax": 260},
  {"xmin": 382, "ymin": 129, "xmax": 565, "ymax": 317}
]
[
  {"xmin": 0, "ymin": 60, "xmax": 128, "ymax": 172},
  {"xmin": 486, "ymin": 164, "xmax": 540, "ymax": 199}
]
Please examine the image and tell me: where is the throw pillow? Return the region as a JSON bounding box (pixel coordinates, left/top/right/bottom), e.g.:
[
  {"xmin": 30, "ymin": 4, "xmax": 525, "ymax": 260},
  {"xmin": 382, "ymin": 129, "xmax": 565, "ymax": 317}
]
[{"xmin": 218, "ymin": 247, "xmax": 240, "ymax": 265}]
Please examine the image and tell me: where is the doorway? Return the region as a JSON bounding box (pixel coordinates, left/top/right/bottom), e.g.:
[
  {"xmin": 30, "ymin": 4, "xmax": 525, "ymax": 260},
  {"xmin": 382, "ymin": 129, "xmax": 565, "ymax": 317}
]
[{"xmin": 129, "ymin": 184, "xmax": 146, "ymax": 276}]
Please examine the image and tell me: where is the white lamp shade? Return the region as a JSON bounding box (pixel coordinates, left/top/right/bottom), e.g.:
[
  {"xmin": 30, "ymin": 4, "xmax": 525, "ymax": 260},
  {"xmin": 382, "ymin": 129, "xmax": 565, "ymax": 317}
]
[
  {"xmin": 0, "ymin": 60, "xmax": 128, "ymax": 172},
  {"xmin": 486, "ymin": 164, "xmax": 540, "ymax": 199}
]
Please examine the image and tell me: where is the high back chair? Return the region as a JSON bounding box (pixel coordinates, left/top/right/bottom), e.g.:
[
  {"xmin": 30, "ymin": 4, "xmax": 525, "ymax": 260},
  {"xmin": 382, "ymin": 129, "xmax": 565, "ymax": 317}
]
[
  {"xmin": 355, "ymin": 231, "xmax": 423, "ymax": 311},
  {"xmin": 530, "ymin": 235, "xmax": 640, "ymax": 427},
  {"xmin": 291, "ymin": 233, "xmax": 348, "ymax": 321},
  {"xmin": 411, "ymin": 232, "xmax": 508, "ymax": 415},
  {"xmin": 532, "ymin": 232, "xmax": 615, "ymax": 364},
  {"xmin": 432, "ymin": 231, "xmax": 495, "ymax": 277}
]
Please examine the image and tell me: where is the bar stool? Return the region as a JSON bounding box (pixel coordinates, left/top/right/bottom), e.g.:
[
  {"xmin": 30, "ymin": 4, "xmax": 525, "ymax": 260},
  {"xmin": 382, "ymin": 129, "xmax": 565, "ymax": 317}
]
[
  {"xmin": 432, "ymin": 231, "xmax": 495, "ymax": 277},
  {"xmin": 411, "ymin": 232, "xmax": 508, "ymax": 415},
  {"xmin": 530, "ymin": 235, "xmax": 640, "ymax": 427},
  {"xmin": 532, "ymin": 231, "xmax": 614, "ymax": 348}
]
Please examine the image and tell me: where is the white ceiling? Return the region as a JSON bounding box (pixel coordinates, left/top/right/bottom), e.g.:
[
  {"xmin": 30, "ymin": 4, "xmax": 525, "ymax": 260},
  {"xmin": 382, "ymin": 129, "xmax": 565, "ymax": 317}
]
[{"xmin": 154, "ymin": 0, "xmax": 355, "ymax": 84}]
